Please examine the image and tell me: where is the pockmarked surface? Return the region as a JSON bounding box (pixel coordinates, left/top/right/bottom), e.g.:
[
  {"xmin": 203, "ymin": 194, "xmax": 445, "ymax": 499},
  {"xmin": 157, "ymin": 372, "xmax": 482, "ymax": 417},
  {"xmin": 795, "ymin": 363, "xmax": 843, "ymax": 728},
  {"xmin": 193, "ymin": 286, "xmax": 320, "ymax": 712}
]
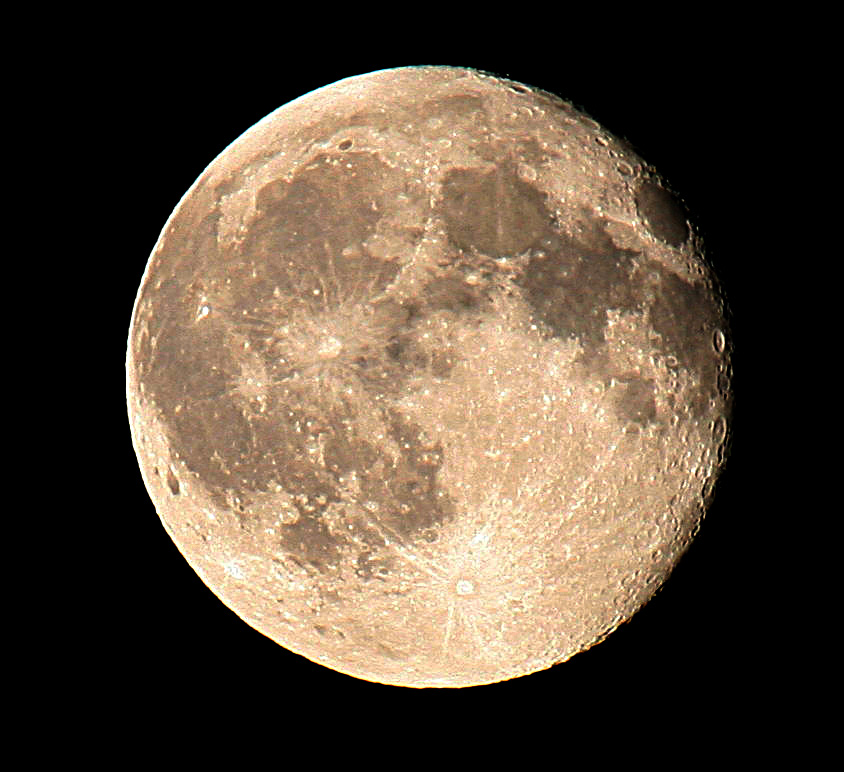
[{"xmin": 127, "ymin": 66, "xmax": 732, "ymax": 687}]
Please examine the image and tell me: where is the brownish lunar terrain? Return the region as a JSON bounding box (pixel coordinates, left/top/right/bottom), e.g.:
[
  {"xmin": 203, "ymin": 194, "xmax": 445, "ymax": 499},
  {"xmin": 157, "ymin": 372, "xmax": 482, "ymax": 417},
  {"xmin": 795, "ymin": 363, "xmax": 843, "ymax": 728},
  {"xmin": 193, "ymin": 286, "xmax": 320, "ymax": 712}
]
[{"xmin": 126, "ymin": 66, "xmax": 732, "ymax": 687}]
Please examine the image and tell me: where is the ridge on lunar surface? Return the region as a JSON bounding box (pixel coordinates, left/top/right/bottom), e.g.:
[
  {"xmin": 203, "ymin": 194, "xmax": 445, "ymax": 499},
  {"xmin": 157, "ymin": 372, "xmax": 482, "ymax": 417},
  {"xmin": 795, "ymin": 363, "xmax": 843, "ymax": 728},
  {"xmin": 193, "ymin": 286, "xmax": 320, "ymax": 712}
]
[{"xmin": 126, "ymin": 66, "xmax": 733, "ymax": 687}]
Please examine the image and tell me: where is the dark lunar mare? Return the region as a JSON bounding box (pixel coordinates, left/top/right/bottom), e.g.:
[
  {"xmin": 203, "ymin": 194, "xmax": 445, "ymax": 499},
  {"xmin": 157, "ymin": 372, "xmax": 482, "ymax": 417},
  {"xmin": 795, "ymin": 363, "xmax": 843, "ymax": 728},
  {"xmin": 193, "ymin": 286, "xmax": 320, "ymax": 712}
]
[
  {"xmin": 436, "ymin": 162, "xmax": 722, "ymax": 425},
  {"xmin": 137, "ymin": 151, "xmax": 467, "ymax": 573},
  {"xmin": 137, "ymin": 137, "xmax": 722, "ymax": 577}
]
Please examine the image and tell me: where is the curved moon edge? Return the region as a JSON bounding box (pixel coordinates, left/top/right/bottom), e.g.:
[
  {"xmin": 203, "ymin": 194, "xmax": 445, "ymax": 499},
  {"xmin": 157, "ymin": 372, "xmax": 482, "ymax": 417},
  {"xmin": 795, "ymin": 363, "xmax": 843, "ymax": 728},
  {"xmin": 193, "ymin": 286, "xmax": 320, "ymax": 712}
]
[{"xmin": 126, "ymin": 66, "xmax": 733, "ymax": 687}]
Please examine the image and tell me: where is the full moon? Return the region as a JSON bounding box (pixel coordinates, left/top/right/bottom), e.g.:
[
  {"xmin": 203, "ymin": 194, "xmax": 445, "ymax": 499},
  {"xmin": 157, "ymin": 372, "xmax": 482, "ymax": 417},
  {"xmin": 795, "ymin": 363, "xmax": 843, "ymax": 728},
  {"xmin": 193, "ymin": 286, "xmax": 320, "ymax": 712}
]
[{"xmin": 126, "ymin": 66, "xmax": 732, "ymax": 688}]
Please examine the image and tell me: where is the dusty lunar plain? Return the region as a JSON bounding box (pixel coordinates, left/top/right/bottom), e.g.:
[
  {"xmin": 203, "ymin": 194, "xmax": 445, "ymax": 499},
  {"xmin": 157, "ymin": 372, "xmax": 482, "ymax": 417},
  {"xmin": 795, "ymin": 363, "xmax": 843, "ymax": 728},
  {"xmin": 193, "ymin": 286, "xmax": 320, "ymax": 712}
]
[{"xmin": 126, "ymin": 66, "xmax": 733, "ymax": 687}]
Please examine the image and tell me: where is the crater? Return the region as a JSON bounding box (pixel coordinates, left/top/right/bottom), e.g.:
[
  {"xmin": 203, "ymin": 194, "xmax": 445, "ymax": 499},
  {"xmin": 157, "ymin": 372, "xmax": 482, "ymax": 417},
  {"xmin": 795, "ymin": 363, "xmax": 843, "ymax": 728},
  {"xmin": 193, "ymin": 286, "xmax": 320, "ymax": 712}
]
[
  {"xmin": 166, "ymin": 467, "xmax": 180, "ymax": 495},
  {"xmin": 635, "ymin": 179, "xmax": 689, "ymax": 247}
]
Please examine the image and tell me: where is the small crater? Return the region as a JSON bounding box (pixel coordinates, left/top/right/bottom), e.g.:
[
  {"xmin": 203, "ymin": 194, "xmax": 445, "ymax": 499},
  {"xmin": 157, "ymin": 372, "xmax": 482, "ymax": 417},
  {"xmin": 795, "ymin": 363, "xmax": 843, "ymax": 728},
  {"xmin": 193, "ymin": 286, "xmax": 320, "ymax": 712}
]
[
  {"xmin": 338, "ymin": 139, "xmax": 353, "ymax": 150},
  {"xmin": 385, "ymin": 338, "xmax": 404, "ymax": 361},
  {"xmin": 509, "ymin": 84, "xmax": 528, "ymax": 94},
  {"xmin": 713, "ymin": 328, "xmax": 726, "ymax": 354},
  {"xmin": 711, "ymin": 415, "xmax": 728, "ymax": 443},
  {"xmin": 377, "ymin": 643, "xmax": 403, "ymax": 661},
  {"xmin": 166, "ymin": 467, "xmax": 180, "ymax": 496}
]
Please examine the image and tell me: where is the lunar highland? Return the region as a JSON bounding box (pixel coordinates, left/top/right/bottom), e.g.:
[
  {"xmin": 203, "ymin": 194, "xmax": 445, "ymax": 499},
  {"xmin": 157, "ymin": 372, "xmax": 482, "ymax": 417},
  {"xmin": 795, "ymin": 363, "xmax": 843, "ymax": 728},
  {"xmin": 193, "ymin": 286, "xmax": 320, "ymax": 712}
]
[{"xmin": 126, "ymin": 66, "xmax": 733, "ymax": 687}]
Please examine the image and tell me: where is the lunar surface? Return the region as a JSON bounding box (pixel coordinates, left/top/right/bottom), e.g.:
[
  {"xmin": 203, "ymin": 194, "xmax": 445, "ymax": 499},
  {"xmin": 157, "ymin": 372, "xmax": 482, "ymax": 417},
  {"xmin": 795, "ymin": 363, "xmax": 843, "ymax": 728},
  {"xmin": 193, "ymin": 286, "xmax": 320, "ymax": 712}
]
[{"xmin": 126, "ymin": 66, "xmax": 733, "ymax": 687}]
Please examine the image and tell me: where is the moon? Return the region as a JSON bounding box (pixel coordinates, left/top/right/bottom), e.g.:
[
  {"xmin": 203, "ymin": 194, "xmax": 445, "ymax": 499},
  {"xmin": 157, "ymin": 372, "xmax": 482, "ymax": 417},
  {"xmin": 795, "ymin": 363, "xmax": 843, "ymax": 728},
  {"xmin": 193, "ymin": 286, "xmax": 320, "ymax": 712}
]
[{"xmin": 126, "ymin": 66, "xmax": 733, "ymax": 688}]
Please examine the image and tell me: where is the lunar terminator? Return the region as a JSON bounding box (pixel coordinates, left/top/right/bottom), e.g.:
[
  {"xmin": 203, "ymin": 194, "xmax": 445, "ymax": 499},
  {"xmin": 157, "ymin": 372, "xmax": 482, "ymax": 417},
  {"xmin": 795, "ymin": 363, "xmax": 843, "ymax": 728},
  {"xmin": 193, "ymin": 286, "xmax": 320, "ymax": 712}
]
[{"xmin": 126, "ymin": 66, "xmax": 732, "ymax": 687}]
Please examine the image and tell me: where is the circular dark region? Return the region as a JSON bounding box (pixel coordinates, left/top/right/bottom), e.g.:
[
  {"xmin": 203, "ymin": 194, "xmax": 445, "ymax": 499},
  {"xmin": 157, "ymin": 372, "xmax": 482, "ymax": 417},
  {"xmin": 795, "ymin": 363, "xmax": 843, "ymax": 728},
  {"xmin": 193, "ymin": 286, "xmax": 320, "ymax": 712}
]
[{"xmin": 635, "ymin": 179, "xmax": 689, "ymax": 247}]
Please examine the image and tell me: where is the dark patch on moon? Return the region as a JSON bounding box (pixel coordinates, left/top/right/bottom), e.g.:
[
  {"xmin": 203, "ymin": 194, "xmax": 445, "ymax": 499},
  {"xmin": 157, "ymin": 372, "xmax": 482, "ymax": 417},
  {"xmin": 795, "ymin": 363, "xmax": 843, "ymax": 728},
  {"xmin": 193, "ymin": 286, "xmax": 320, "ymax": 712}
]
[
  {"xmin": 647, "ymin": 263, "xmax": 721, "ymax": 416},
  {"xmin": 246, "ymin": 151, "xmax": 398, "ymax": 295},
  {"xmin": 383, "ymin": 333, "xmax": 460, "ymax": 381},
  {"xmin": 267, "ymin": 400, "xmax": 452, "ymax": 569},
  {"xmin": 516, "ymin": 220, "xmax": 642, "ymax": 350},
  {"xmin": 199, "ymin": 390, "xmax": 455, "ymax": 572},
  {"xmin": 432, "ymin": 157, "xmax": 719, "ymax": 425},
  {"xmin": 137, "ymin": 146, "xmax": 460, "ymax": 570},
  {"xmin": 433, "ymin": 160, "xmax": 717, "ymax": 425},
  {"xmin": 139, "ymin": 149, "xmax": 411, "ymax": 514},
  {"xmin": 438, "ymin": 164, "xmax": 551, "ymax": 257},
  {"xmin": 355, "ymin": 550, "xmax": 385, "ymax": 580},
  {"xmin": 614, "ymin": 377, "xmax": 657, "ymax": 427},
  {"xmin": 635, "ymin": 179, "xmax": 689, "ymax": 246},
  {"xmin": 380, "ymin": 411, "xmax": 454, "ymax": 537},
  {"xmin": 422, "ymin": 273, "xmax": 488, "ymax": 314},
  {"xmin": 133, "ymin": 213, "xmax": 224, "ymax": 384},
  {"xmin": 381, "ymin": 272, "xmax": 489, "ymax": 379},
  {"xmin": 281, "ymin": 512, "xmax": 343, "ymax": 571},
  {"xmin": 424, "ymin": 93, "xmax": 486, "ymax": 121},
  {"xmin": 144, "ymin": 315, "xmax": 255, "ymax": 500}
]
